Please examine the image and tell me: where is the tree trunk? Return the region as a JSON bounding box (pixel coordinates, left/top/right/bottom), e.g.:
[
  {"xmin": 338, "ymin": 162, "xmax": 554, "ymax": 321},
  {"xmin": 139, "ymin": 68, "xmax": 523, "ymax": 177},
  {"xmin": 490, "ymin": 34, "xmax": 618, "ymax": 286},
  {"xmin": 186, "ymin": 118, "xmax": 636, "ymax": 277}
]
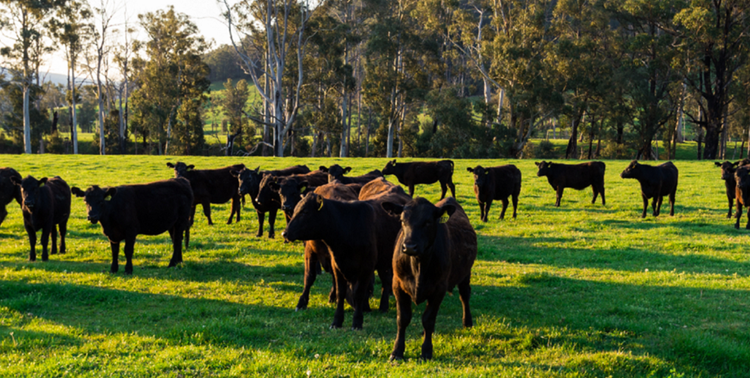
[{"xmin": 23, "ymin": 85, "xmax": 31, "ymax": 154}]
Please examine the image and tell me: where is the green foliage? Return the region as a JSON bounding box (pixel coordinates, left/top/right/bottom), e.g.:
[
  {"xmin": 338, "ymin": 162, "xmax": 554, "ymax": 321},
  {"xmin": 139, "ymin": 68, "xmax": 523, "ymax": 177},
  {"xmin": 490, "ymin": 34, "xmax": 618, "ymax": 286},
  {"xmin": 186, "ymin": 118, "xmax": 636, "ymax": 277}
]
[
  {"xmin": 91, "ymin": 109, "xmax": 123, "ymax": 154},
  {"xmin": 0, "ymin": 83, "xmax": 52, "ymax": 151}
]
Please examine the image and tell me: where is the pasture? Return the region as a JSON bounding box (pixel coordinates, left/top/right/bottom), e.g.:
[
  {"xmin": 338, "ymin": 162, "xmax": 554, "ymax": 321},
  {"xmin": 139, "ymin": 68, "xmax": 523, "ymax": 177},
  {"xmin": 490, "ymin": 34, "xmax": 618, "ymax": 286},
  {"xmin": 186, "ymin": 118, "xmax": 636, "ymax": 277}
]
[{"xmin": 0, "ymin": 155, "xmax": 749, "ymax": 377}]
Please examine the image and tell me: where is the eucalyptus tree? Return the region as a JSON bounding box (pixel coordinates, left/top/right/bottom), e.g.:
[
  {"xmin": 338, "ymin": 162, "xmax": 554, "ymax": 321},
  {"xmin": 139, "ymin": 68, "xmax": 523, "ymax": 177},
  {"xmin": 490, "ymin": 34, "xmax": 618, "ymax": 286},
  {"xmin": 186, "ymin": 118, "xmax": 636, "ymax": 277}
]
[
  {"xmin": 85, "ymin": 0, "xmax": 118, "ymax": 155},
  {"xmin": 221, "ymin": 78, "xmax": 251, "ymax": 148}
]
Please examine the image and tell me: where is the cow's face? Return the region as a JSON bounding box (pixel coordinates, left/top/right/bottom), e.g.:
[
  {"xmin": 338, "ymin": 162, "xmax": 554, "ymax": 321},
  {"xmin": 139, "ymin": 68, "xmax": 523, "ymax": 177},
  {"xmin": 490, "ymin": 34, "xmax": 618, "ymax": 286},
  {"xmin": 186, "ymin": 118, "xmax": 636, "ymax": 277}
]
[
  {"xmin": 234, "ymin": 167, "xmax": 261, "ymax": 197},
  {"xmin": 620, "ymin": 161, "xmax": 641, "ymax": 179},
  {"xmin": 71, "ymin": 185, "xmax": 116, "ymax": 224},
  {"xmin": 383, "ymin": 197, "xmax": 455, "ymax": 257},
  {"xmin": 467, "ymin": 166, "xmax": 489, "ymax": 187},
  {"xmin": 166, "ymin": 162, "xmax": 194, "ymax": 178},
  {"xmin": 382, "ymin": 160, "xmax": 398, "ymax": 175},
  {"xmin": 715, "ymin": 161, "xmax": 739, "ymax": 181},
  {"xmin": 283, "ymin": 192, "xmax": 325, "ymax": 241},
  {"xmin": 256, "ymin": 174, "xmax": 279, "ymax": 206},
  {"xmin": 322, "ymin": 164, "xmax": 351, "ymax": 182},
  {"xmin": 276, "ymin": 179, "xmax": 309, "ymax": 215},
  {"xmin": 12, "ymin": 176, "xmax": 47, "ymax": 213},
  {"xmin": 535, "ymin": 161, "xmax": 552, "ymax": 177}
]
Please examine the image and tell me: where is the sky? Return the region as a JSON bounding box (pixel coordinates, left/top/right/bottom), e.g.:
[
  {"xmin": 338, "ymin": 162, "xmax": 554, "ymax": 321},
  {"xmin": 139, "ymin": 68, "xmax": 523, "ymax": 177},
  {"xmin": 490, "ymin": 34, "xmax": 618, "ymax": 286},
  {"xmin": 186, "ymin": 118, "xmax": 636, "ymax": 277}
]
[{"xmin": 43, "ymin": 0, "xmax": 235, "ymax": 75}]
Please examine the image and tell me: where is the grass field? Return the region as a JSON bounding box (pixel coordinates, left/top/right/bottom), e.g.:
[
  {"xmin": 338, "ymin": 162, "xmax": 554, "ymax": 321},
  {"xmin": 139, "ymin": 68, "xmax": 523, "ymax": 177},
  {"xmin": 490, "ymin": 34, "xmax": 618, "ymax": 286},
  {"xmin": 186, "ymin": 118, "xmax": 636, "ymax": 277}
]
[{"xmin": 1, "ymin": 155, "xmax": 749, "ymax": 377}]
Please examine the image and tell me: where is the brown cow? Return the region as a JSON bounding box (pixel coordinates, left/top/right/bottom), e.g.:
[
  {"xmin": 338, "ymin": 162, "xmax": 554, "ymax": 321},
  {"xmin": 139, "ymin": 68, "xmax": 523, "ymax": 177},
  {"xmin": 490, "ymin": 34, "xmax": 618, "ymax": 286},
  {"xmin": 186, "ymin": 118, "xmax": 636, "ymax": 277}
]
[
  {"xmin": 620, "ymin": 161, "xmax": 678, "ymax": 218},
  {"xmin": 382, "ymin": 159, "xmax": 456, "ymax": 199},
  {"xmin": 11, "ymin": 175, "xmax": 71, "ymax": 262},
  {"xmin": 0, "ymin": 167, "xmax": 22, "ymax": 226},
  {"xmin": 71, "ymin": 178, "xmax": 193, "ymax": 274},
  {"xmin": 166, "ymin": 162, "xmax": 245, "ymax": 225},
  {"xmin": 535, "ymin": 161, "xmax": 606, "ymax": 206},
  {"xmin": 467, "ymin": 165, "xmax": 521, "ymax": 221},
  {"xmin": 381, "ymin": 196, "xmax": 477, "ymax": 361}
]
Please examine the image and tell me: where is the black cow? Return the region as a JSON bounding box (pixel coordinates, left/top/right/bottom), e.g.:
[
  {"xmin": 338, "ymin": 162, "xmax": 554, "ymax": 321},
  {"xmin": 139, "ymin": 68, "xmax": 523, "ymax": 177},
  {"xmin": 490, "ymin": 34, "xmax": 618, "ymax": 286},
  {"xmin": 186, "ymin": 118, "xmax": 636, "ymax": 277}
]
[
  {"xmin": 382, "ymin": 159, "xmax": 456, "ymax": 199},
  {"xmin": 166, "ymin": 162, "xmax": 245, "ymax": 225},
  {"xmin": 381, "ymin": 196, "xmax": 477, "ymax": 361},
  {"xmin": 467, "ymin": 165, "xmax": 521, "ymax": 221},
  {"xmin": 11, "ymin": 175, "xmax": 71, "ymax": 261},
  {"xmin": 620, "ymin": 160, "xmax": 679, "ymax": 218},
  {"xmin": 714, "ymin": 160, "xmax": 750, "ymax": 218},
  {"xmin": 282, "ymin": 190, "xmax": 404, "ymax": 329},
  {"xmin": 734, "ymin": 166, "xmax": 750, "ymax": 229},
  {"xmin": 535, "ymin": 161, "xmax": 606, "ymax": 206},
  {"xmin": 231, "ymin": 165, "xmax": 310, "ymax": 238},
  {"xmin": 320, "ymin": 164, "xmax": 383, "ymax": 184},
  {"xmin": 0, "ymin": 167, "xmax": 22, "ymax": 226},
  {"xmin": 71, "ymin": 178, "xmax": 193, "ymax": 274},
  {"xmin": 265, "ymin": 170, "xmax": 328, "ymax": 218}
]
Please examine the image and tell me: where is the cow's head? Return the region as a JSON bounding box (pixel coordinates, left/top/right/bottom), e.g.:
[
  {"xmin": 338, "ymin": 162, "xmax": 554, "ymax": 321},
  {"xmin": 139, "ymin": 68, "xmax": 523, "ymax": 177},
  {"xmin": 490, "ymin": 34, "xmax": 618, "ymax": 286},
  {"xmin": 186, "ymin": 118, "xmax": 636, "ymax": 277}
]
[
  {"xmin": 715, "ymin": 161, "xmax": 740, "ymax": 181},
  {"xmin": 232, "ymin": 166, "xmax": 262, "ymax": 197},
  {"xmin": 166, "ymin": 162, "xmax": 194, "ymax": 178},
  {"xmin": 535, "ymin": 161, "xmax": 553, "ymax": 177},
  {"xmin": 12, "ymin": 175, "xmax": 48, "ymax": 213},
  {"xmin": 382, "ymin": 159, "xmax": 399, "ymax": 175},
  {"xmin": 256, "ymin": 174, "xmax": 281, "ymax": 206},
  {"xmin": 71, "ymin": 185, "xmax": 116, "ymax": 224},
  {"xmin": 382, "ymin": 197, "xmax": 455, "ymax": 257},
  {"xmin": 620, "ymin": 160, "xmax": 641, "ymax": 179},
  {"xmin": 736, "ymin": 166, "xmax": 750, "ymax": 204},
  {"xmin": 320, "ymin": 164, "xmax": 352, "ymax": 183},
  {"xmin": 275, "ymin": 178, "xmax": 310, "ymax": 216},
  {"xmin": 282, "ymin": 192, "xmax": 326, "ymax": 242},
  {"xmin": 467, "ymin": 166, "xmax": 490, "ymax": 187}
]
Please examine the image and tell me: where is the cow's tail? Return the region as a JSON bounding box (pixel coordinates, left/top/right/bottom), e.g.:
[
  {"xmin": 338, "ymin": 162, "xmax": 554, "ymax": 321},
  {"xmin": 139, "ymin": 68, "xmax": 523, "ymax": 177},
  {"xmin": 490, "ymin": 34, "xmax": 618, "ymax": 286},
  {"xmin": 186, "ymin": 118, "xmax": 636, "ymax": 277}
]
[
  {"xmin": 447, "ymin": 160, "xmax": 454, "ymax": 174},
  {"xmin": 598, "ymin": 162, "xmax": 606, "ymax": 176}
]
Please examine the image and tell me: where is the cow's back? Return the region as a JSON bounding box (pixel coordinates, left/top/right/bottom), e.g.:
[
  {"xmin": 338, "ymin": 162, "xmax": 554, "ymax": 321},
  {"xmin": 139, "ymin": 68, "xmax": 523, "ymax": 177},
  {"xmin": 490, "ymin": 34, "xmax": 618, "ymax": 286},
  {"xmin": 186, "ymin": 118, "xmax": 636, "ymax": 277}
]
[
  {"xmin": 111, "ymin": 178, "xmax": 193, "ymax": 236},
  {"xmin": 185, "ymin": 164, "xmax": 243, "ymax": 203}
]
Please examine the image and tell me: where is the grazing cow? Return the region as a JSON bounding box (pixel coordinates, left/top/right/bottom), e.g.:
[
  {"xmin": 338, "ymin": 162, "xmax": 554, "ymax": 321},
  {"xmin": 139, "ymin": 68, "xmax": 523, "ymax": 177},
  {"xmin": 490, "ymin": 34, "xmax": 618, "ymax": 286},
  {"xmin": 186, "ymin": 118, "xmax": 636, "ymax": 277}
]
[
  {"xmin": 535, "ymin": 161, "xmax": 606, "ymax": 206},
  {"xmin": 71, "ymin": 178, "xmax": 193, "ymax": 274},
  {"xmin": 734, "ymin": 166, "xmax": 750, "ymax": 229},
  {"xmin": 381, "ymin": 197, "xmax": 477, "ymax": 361},
  {"xmin": 11, "ymin": 175, "xmax": 71, "ymax": 261},
  {"xmin": 467, "ymin": 165, "xmax": 522, "ymax": 221},
  {"xmin": 320, "ymin": 164, "xmax": 383, "ymax": 184},
  {"xmin": 231, "ymin": 165, "xmax": 310, "ymax": 238},
  {"xmin": 282, "ymin": 187, "xmax": 408, "ymax": 329},
  {"xmin": 265, "ymin": 170, "xmax": 328, "ymax": 218},
  {"xmin": 295, "ymin": 181, "xmax": 361, "ymax": 311},
  {"xmin": 382, "ymin": 159, "xmax": 456, "ymax": 199},
  {"xmin": 620, "ymin": 160, "xmax": 679, "ymax": 218},
  {"xmin": 0, "ymin": 167, "xmax": 22, "ymax": 226},
  {"xmin": 166, "ymin": 162, "xmax": 245, "ymax": 225}
]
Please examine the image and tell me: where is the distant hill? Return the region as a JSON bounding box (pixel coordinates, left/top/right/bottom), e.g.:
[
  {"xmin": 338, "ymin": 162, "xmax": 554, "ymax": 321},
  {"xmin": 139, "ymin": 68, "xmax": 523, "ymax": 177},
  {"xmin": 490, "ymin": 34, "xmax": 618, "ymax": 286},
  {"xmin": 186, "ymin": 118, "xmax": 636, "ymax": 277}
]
[{"xmin": 39, "ymin": 71, "xmax": 93, "ymax": 86}]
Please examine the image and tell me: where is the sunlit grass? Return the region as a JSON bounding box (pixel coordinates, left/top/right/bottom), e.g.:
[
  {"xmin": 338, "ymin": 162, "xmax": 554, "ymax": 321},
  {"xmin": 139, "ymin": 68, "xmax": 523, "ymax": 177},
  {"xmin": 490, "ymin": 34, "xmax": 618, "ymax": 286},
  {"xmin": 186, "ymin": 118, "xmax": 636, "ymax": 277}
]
[{"xmin": 0, "ymin": 155, "xmax": 748, "ymax": 377}]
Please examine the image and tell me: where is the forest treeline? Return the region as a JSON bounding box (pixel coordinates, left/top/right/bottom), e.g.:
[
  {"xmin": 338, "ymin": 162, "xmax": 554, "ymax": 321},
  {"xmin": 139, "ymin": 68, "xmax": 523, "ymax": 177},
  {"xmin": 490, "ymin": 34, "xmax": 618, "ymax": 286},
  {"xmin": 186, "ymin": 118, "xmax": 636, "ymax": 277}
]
[{"xmin": 0, "ymin": 0, "xmax": 748, "ymax": 160}]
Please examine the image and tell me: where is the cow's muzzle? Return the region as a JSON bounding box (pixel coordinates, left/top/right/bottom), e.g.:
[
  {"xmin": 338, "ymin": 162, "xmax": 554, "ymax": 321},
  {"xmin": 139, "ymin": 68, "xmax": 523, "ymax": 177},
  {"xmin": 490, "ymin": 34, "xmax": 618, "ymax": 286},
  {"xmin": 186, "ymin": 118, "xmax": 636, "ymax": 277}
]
[{"xmin": 402, "ymin": 243, "xmax": 419, "ymax": 256}]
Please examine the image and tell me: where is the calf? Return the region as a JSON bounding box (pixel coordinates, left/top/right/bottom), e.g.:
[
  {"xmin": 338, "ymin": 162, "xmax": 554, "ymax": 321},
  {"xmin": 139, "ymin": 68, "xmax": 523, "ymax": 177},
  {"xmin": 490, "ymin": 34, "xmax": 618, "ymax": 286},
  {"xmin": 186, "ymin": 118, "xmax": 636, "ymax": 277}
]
[
  {"xmin": 166, "ymin": 162, "xmax": 245, "ymax": 225},
  {"xmin": 282, "ymin": 190, "xmax": 406, "ymax": 329},
  {"xmin": 535, "ymin": 161, "xmax": 606, "ymax": 206},
  {"xmin": 0, "ymin": 167, "xmax": 22, "ymax": 226},
  {"xmin": 71, "ymin": 178, "xmax": 193, "ymax": 274},
  {"xmin": 11, "ymin": 175, "xmax": 71, "ymax": 261},
  {"xmin": 265, "ymin": 170, "xmax": 328, "ymax": 218},
  {"xmin": 382, "ymin": 159, "xmax": 456, "ymax": 199},
  {"xmin": 715, "ymin": 161, "xmax": 741, "ymax": 218},
  {"xmin": 231, "ymin": 165, "xmax": 310, "ymax": 238},
  {"xmin": 381, "ymin": 197, "xmax": 477, "ymax": 361},
  {"xmin": 734, "ymin": 166, "xmax": 750, "ymax": 229},
  {"xmin": 295, "ymin": 181, "xmax": 361, "ymax": 311},
  {"xmin": 467, "ymin": 165, "xmax": 522, "ymax": 221},
  {"xmin": 320, "ymin": 164, "xmax": 383, "ymax": 184},
  {"xmin": 620, "ymin": 160, "xmax": 679, "ymax": 218}
]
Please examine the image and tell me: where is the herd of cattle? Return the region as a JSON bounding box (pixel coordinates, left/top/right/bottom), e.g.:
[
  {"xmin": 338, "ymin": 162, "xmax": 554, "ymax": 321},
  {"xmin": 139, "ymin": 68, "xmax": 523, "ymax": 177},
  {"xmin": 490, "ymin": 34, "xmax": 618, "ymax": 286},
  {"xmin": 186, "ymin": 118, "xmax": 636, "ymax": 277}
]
[{"xmin": 0, "ymin": 157, "xmax": 747, "ymax": 360}]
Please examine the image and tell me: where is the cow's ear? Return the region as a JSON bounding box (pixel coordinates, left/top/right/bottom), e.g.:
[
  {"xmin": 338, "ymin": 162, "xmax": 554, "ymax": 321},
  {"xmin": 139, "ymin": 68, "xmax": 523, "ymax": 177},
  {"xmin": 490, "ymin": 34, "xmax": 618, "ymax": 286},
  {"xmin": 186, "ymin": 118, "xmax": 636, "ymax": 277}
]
[
  {"xmin": 298, "ymin": 180, "xmax": 309, "ymax": 193},
  {"xmin": 315, "ymin": 194, "xmax": 324, "ymax": 211},
  {"xmin": 104, "ymin": 188, "xmax": 117, "ymax": 201},
  {"xmin": 381, "ymin": 202, "xmax": 404, "ymax": 217},
  {"xmin": 230, "ymin": 169, "xmax": 240, "ymax": 177},
  {"xmin": 319, "ymin": 166, "xmax": 328, "ymax": 172},
  {"xmin": 435, "ymin": 204, "xmax": 456, "ymax": 224},
  {"xmin": 187, "ymin": 165, "xmax": 195, "ymax": 170},
  {"xmin": 343, "ymin": 167, "xmax": 352, "ymax": 173},
  {"xmin": 38, "ymin": 177, "xmax": 48, "ymax": 187},
  {"xmin": 167, "ymin": 162, "xmax": 175, "ymax": 168},
  {"xmin": 466, "ymin": 167, "xmax": 474, "ymax": 173},
  {"xmin": 254, "ymin": 166, "xmax": 260, "ymax": 174},
  {"xmin": 9, "ymin": 176, "xmax": 20, "ymax": 186},
  {"xmin": 733, "ymin": 161, "xmax": 741, "ymax": 167},
  {"xmin": 714, "ymin": 162, "xmax": 722, "ymax": 167},
  {"xmin": 535, "ymin": 162, "xmax": 541, "ymax": 167},
  {"xmin": 392, "ymin": 159, "xmax": 397, "ymax": 164},
  {"xmin": 71, "ymin": 187, "xmax": 85, "ymax": 197}
]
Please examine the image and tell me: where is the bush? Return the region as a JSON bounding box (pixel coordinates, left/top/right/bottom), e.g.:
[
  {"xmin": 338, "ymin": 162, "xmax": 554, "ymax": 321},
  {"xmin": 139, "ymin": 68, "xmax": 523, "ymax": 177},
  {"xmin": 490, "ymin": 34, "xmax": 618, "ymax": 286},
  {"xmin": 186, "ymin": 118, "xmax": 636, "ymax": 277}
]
[
  {"xmin": 600, "ymin": 142, "xmax": 634, "ymax": 159},
  {"xmin": 535, "ymin": 140, "xmax": 557, "ymax": 158}
]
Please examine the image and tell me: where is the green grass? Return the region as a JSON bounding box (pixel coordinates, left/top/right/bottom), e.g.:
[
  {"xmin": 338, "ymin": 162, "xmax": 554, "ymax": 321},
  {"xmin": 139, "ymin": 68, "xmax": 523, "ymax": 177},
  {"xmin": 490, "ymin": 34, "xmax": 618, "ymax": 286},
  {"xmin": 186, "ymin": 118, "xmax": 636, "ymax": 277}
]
[{"xmin": 1, "ymin": 155, "xmax": 749, "ymax": 377}]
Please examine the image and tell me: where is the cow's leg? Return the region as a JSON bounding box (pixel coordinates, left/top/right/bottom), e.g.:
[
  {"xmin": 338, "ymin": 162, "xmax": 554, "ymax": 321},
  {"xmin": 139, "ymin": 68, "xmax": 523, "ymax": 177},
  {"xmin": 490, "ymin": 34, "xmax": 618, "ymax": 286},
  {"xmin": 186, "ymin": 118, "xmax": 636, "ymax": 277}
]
[
  {"xmin": 458, "ymin": 276, "xmax": 473, "ymax": 328},
  {"xmin": 330, "ymin": 267, "xmax": 347, "ymax": 329},
  {"xmin": 40, "ymin": 224, "xmax": 50, "ymax": 262},
  {"xmin": 448, "ymin": 180, "xmax": 456, "ymax": 198},
  {"xmin": 58, "ymin": 222, "xmax": 67, "ymax": 254},
  {"xmin": 268, "ymin": 208, "xmax": 277, "ymax": 239},
  {"xmin": 669, "ymin": 191, "xmax": 676, "ymax": 216},
  {"xmin": 123, "ymin": 236, "xmax": 136, "ymax": 275},
  {"xmin": 184, "ymin": 224, "xmax": 190, "ymax": 250},
  {"xmin": 600, "ymin": 186, "xmax": 606, "ymax": 205},
  {"xmin": 189, "ymin": 205, "xmax": 197, "ymax": 227},
  {"xmin": 654, "ymin": 196, "xmax": 663, "ymax": 216},
  {"xmin": 255, "ymin": 210, "xmax": 265, "ymax": 237},
  {"xmin": 0, "ymin": 206, "xmax": 7, "ymax": 227},
  {"xmin": 408, "ymin": 185, "xmax": 415, "ymax": 197},
  {"xmin": 478, "ymin": 200, "xmax": 486, "ymax": 222},
  {"xmin": 50, "ymin": 224, "xmax": 58, "ymax": 255},
  {"xmin": 511, "ymin": 193, "xmax": 519, "ymax": 218},
  {"xmin": 110, "ymin": 241, "xmax": 120, "ymax": 273},
  {"xmin": 389, "ymin": 285, "xmax": 412, "ymax": 361},
  {"xmin": 555, "ymin": 187, "xmax": 564, "ymax": 207},
  {"xmin": 499, "ymin": 198, "xmax": 509, "ymax": 220},
  {"xmin": 439, "ymin": 182, "xmax": 447, "ymax": 200},
  {"xmin": 728, "ymin": 196, "xmax": 734, "ymax": 218},
  {"xmin": 420, "ymin": 290, "xmax": 446, "ymax": 360},
  {"xmin": 641, "ymin": 194, "xmax": 648, "ymax": 218},
  {"xmin": 168, "ymin": 226, "xmax": 184, "ymax": 267},
  {"xmin": 202, "ymin": 201, "xmax": 213, "ymax": 225},
  {"xmin": 591, "ymin": 186, "xmax": 599, "ymax": 204},
  {"xmin": 227, "ymin": 196, "xmax": 240, "ymax": 224},
  {"xmin": 296, "ymin": 243, "xmax": 319, "ymax": 311},
  {"xmin": 482, "ymin": 200, "xmax": 492, "ymax": 222},
  {"xmin": 351, "ymin": 275, "xmax": 372, "ymax": 330},
  {"xmin": 25, "ymin": 223, "xmax": 36, "ymax": 261},
  {"xmin": 376, "ymin": 267, "xmax": 392, "ymax": 313}
]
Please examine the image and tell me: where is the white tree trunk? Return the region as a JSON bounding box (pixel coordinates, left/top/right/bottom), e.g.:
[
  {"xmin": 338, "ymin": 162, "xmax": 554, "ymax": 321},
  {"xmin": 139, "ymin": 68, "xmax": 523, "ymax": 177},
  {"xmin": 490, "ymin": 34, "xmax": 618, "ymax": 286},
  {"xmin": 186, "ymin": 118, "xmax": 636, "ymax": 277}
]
[{"xmin": 23, "ymin": 85, "xmax": 31, "ymax": 154}]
